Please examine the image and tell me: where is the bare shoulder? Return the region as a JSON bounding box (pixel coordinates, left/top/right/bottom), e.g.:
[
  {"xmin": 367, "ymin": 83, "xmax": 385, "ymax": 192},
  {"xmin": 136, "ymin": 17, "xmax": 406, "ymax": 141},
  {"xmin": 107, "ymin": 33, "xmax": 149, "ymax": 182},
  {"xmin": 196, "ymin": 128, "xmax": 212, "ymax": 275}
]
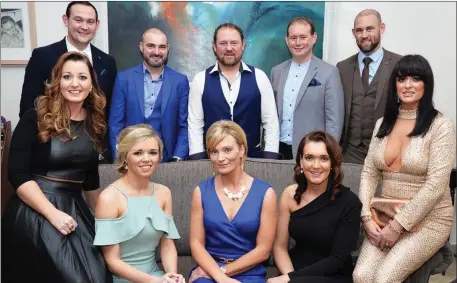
[
  {"xmin": 282, "ymin": 184, "xmax": 299, "ymax": 199},
  {"xmin": 153, "ymin": 182, "xmax": 172, "ymax": 203},
  {"xmin": 98, "ymin": 185, "xmax": 122, "ymax": 206}
]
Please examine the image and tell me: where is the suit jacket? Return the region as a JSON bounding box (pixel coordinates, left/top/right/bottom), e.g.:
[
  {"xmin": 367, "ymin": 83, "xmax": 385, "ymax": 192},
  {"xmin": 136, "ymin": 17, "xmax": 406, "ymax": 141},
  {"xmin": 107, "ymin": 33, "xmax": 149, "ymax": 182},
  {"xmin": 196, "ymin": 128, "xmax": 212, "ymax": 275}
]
[
  {"xmin": 271, "ymin": 56, "xmax": 344, "ymax": 158},
  {"xmin": 109, "ymin": 64, "xmax": 190, "ymax": 162},
  {"xmin": 336, "ymin": 48, "xmax": 402, "ymax": 148},
  {"xmin": 19, "ymin": 37, "xmax": 117, "ymax": 118}
]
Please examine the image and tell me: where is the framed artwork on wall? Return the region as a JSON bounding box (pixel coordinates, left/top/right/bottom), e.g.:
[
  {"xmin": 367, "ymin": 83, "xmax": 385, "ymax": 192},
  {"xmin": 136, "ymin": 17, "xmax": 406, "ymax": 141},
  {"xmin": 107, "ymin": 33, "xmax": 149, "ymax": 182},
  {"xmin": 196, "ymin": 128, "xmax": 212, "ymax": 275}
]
[{"xmin": 1, "ymin": 2, "xmax": 37, "ymax": 65}]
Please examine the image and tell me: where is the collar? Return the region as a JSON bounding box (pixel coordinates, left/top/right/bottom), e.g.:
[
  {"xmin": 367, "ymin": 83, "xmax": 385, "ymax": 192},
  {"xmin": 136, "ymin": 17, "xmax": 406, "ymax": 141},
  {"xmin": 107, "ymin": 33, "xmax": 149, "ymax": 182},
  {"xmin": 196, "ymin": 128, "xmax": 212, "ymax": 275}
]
[
  {"xmin": 65, "ymin": 36, "xmax": 92, "ymax": 61},
  {"xmin": 209, "ymin": 61, "xmax": 252, "ymax": 74},
  {"xmin": 291, "ymin": 57, "xmax": 312, "ymax": 68},
  {"xmin": 358, "ymin": 47, "xmax": 384, "ymax": 64},
  {"xmin": 143, "ymin": 63, "xmax": 164, "ymax": 81}
]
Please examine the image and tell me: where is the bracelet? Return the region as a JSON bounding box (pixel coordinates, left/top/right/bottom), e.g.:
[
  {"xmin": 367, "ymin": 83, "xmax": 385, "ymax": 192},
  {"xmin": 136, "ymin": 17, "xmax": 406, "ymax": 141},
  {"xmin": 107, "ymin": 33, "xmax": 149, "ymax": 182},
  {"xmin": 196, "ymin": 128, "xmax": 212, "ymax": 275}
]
[{"xmin": 388, "ymin": 221, "xmax": 403, "ymax": 234}]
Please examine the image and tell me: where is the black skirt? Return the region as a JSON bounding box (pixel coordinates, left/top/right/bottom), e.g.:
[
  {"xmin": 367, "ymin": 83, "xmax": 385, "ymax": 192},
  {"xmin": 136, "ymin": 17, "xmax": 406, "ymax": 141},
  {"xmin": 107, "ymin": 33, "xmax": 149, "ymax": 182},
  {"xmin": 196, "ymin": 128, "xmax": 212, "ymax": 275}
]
[{"xmin": 1, "ymin": 176, "xmax": 113, "ymax": 283}]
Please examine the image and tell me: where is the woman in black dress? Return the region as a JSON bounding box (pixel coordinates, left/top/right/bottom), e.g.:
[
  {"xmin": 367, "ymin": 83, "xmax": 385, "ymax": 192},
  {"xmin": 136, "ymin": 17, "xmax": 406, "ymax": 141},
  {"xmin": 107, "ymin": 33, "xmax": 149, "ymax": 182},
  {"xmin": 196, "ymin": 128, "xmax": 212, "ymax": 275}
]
[
  {"xmin": 268, "ymin": 131, "xmax": 362, "ymax": 283},
  {"xmin": 1, "ymin": 52, "xmax": 112, "ymax": 283}
]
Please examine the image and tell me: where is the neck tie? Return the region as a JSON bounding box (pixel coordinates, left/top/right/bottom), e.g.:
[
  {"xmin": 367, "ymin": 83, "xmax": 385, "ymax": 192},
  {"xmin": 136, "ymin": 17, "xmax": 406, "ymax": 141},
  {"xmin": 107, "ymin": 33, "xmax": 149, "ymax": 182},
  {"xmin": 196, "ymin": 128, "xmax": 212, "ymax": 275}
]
[{"xmin": 362, "ymin": 57, "xmax": 373, "ymax": 91}]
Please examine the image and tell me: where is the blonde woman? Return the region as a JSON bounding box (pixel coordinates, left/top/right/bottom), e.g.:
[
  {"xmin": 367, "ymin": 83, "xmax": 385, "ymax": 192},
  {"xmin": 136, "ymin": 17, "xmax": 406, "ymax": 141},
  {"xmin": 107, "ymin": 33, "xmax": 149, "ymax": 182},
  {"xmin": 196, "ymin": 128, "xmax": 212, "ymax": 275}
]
[
  {"xmin": 189, "ymin": 120, "xmax": 278, "ymax": 283},
  {"xmin": 94, "ymin": 124, "xmax": 185, "ymax": 283}
]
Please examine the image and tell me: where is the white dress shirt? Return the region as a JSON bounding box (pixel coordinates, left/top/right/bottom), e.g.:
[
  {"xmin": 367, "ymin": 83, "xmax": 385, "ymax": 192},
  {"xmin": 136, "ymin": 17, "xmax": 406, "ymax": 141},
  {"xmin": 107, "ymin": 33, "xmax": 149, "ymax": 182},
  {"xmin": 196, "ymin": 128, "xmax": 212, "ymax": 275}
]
[
  {"xmin": 65, "ymin": 36, "xmax": 93, "ymax": 64},
  {"xmin": 188, "ymin": 61, "xmax": 279, "ymax": 155}
]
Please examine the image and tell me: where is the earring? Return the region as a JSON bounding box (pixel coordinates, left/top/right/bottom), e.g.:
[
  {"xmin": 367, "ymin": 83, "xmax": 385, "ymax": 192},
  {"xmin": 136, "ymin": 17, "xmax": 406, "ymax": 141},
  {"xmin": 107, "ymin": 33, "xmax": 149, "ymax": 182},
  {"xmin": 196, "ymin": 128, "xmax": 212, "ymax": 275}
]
[
  {"xmin": 397, "ymin": 96, "xmax": 400, "ymax": 103},
  {"xmin": 300, "ymin": 167, "xmax": 303, "ymax": 174},
  {"xmin": 124, "ymin": 164, "xmax": 128, "ymax": 170},
  {"xmin": 241, "ymin": 156, "xmax": 244, "ymax": 171}
]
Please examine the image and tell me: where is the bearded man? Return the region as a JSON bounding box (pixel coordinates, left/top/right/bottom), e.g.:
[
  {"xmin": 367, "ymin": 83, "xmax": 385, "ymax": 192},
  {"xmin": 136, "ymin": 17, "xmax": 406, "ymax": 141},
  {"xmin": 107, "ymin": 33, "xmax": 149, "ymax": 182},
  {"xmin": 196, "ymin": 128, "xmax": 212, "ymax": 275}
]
[
  {"xmin": 188, "ymin": 23, "xmax": 280, "ymax": 159},
  {"xmin": 109, "ymin": 28, "xmax": 190, "ymax": 163},
  {"xmin": 337, "ymin": 9, "xmax": 402, "ymax": 164}
]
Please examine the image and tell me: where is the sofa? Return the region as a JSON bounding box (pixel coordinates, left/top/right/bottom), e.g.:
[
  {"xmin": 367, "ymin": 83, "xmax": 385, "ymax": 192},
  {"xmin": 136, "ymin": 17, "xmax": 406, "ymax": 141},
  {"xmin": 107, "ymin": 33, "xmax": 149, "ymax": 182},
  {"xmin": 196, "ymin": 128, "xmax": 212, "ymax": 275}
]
[{"xmin": 98, "ymin": 158, "xmax": 455, "ymax": 282}]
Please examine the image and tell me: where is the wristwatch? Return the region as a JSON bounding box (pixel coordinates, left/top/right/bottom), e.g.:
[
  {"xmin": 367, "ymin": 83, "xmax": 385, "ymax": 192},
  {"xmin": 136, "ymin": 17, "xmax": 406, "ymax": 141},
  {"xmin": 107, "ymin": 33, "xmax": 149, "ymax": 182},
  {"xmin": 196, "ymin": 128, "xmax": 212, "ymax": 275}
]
[{"xmin": 220, "ymin": 266, "xmax": 227, "ymax": 274}]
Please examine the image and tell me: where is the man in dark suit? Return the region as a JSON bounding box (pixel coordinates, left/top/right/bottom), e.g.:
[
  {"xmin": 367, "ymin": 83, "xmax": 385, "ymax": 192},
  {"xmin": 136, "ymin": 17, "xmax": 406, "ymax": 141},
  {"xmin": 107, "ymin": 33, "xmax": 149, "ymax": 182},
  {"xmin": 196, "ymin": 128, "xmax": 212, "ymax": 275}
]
[
  {"xmin": 19, "ymin": 1, "xmax": 117, "ymax": 162},
  {"xmin": 337, "ymin": 9, "xmax": 401, "ymax": 164},
  {"xmin": 109, "ymin": 28, "xmax": 189, "ymax": 163}
]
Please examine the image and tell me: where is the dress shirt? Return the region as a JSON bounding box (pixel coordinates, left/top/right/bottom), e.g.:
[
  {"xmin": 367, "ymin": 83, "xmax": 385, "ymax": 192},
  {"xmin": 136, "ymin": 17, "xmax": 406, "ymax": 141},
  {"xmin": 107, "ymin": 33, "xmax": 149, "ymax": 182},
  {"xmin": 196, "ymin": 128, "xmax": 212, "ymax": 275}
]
[
  {"xmin": 188, "ymin": 61, "xmax": 279, "ymax": 155},
  {"xmin": 65, "ymin": 36, "xmax": 92, "ymax": 64},
  {"xmin": 143, "ymin": 64, "xmax": 164, "ymax": 118},
  {"xmin": 358, "ymin": 47, "xmax": 384, "ymax": 85},
  {"xmin": 281, "ymin": 59, "xmax": 310, "ymax": 145}
]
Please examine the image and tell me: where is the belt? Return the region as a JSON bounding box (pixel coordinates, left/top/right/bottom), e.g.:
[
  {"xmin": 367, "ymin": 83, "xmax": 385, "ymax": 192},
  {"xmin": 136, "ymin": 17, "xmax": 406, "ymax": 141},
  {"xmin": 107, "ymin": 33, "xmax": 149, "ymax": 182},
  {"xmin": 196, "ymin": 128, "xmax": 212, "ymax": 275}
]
[{"xmin": 211, "ymin": 255, "xmax": 235, "ymax": 264}]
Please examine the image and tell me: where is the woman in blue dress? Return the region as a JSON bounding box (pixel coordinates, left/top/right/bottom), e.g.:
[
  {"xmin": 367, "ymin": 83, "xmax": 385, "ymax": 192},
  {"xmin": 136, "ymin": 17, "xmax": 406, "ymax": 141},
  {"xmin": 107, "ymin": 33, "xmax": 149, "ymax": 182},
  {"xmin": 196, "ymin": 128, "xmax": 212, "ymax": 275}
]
[
  {"xmin": 189, "ymin": 120, "xmax": 278, "ymax": 283},
  {"xmin": 94, "ymin": 124, "xmax": 185, "ymax": 283}
]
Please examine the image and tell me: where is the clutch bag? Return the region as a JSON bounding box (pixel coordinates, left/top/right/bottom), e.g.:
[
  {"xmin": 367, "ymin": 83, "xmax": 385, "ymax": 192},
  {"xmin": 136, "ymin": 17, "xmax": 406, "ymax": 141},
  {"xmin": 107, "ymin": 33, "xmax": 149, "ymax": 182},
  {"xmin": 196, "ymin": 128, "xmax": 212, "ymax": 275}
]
[{"xmin": 369, "ymin": 197, "xmax": 417, "ymax": 232}]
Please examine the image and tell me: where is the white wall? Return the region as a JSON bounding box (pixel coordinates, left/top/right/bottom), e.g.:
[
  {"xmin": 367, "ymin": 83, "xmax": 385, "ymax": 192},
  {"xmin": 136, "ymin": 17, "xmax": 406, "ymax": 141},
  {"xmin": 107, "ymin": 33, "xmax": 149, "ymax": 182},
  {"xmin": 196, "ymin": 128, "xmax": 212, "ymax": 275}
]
[{"xmin": 1, "ymin": 1, "xmax": 456, "ymax": 243}]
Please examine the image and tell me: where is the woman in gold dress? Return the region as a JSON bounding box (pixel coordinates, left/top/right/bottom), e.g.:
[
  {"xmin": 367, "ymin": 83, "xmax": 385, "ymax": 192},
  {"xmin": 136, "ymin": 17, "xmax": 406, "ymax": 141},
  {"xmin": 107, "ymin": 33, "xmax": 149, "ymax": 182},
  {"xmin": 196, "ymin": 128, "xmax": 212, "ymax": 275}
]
[{"xmin": 353, "ymin": 54, "xmax": 456, "ymax": 283}]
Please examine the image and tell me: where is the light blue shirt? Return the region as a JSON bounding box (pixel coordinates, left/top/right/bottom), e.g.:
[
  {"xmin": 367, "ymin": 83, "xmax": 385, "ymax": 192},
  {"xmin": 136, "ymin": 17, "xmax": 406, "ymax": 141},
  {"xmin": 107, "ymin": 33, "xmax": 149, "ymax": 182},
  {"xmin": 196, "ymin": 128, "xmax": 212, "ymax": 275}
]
[
  {"xmin": 280, "ymin": 59, "xmax": 311, "ymax": 144},
  {"xmin": 358, "ymin": 47, "xmax": 384, "ymax": 85},
  {"xmin": 143, "ymin": 64, "xmax": 164, "ymax": 118}
]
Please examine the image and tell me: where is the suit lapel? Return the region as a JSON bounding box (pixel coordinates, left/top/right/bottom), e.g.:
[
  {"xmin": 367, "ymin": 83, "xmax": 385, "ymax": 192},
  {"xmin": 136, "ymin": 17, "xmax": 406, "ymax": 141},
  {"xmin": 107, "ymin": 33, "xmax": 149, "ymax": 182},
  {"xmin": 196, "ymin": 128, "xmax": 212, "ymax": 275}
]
[
  {"xmin": 277, "ymin": 60, "xmax": 292, "ymax": 119},
  {"xmin": 294, "ymin": 56, "xmax": 318, "ymax": 110},
  {"xmin": 161, "ymin": 67, "xmax": 173, "ymax": 116},
  {"xmin": 374, "ymin": 49, "xmax": 393, "ymax": 111},
  {"xmin": 134, "ymin": 65, "xmax": 145, "ymax": 118},
  {"xmin": 343, "ymin": 55, "xmax": 357, "ymax": 132},
  {"xmin": 90, "ymin": 45, "xmax": 104, "ymax": 78}
]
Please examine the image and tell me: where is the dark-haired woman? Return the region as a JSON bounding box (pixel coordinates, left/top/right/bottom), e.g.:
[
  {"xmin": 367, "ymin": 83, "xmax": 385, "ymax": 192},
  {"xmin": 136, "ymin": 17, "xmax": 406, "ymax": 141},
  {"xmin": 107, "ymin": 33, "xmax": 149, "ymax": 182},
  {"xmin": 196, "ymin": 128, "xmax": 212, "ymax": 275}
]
[
  {"xmin": 353, "ymin": 54, "xmax": 456, "ymax": 283},
  {"xmin": 267, "ymin": 131, "xmax": 362, "ymax": 283},
  {"xmin": 1, "ymin": 52, "xmax": 112, "ymax": 283}
]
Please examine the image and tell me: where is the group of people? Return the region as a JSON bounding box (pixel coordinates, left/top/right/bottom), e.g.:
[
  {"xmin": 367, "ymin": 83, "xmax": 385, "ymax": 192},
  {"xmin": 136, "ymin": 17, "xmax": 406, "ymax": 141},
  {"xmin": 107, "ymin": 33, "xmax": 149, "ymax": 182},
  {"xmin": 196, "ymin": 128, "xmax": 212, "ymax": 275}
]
[{"xmin": 2, "ymin": 1, "xmax": 455, "ymax": 283}]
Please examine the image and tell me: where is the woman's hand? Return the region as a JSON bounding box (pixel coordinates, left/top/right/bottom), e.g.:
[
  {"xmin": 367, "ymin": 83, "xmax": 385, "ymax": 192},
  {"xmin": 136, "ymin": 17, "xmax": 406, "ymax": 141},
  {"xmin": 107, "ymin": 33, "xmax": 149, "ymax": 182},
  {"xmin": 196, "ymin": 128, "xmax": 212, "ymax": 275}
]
[
  {"xmin": 165, "ymin": 272, "xmax": 186, "ymax": 283},
  {"xmin": 188, "ymin": 267, "xmax": 211, "ymax": 283},
  {"xmin": 267, "ymin": 274, "xmax": 290, "ymax": 283},
  {"xmin": 378, "ymin": 222, "xmax": 402, "ymax": 251},
  {"xmin": 48, "ymin": 209, "xmax": 77, "ymax": 235},
  {"xmin": 362, "ymin": 218, "xmax": 381, "ymax": 246}
]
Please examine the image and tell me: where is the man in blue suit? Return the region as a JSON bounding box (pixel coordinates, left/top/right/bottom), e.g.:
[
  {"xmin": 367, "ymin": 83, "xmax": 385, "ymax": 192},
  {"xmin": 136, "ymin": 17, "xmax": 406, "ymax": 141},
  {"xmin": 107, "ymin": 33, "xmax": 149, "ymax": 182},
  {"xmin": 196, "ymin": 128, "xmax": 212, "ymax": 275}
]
[{"xmin": 109, "ymin": 28, "xmax": 189, "ymax": 162}]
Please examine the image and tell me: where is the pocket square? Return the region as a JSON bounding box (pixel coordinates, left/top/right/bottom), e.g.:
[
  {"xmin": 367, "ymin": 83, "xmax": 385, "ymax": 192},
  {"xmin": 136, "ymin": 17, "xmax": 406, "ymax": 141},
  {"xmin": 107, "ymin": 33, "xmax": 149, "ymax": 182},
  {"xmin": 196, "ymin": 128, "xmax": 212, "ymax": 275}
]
[{"xmin": 308, "ymin": 78, "xmax": 321, "ymax": 86}]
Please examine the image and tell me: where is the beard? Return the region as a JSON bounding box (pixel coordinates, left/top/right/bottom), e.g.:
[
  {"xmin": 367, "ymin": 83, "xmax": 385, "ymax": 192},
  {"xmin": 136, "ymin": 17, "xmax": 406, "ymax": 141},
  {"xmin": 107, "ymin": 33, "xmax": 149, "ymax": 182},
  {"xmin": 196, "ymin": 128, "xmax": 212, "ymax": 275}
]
[
  {"xmin": 144, "ymin": 53, "xmax": 167, "ymax": 68},
  {"xmin": 357, "ymin": 36, "xmax": 380, "ymax": 53},
  {"xmin": 214, "ymin": 51, "xmax": 242, "ymax": 67}
]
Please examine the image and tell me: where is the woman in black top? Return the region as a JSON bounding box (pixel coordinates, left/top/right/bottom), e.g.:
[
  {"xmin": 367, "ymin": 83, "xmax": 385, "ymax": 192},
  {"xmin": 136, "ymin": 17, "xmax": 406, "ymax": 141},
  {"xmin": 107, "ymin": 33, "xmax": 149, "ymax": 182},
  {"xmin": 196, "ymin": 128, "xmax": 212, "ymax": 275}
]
[
  {"xmin": 268, "ymin": 131, "xmax": 362, "ymax": 283},
  {"xmin": 1, "ymin": 52, "xmax": 112, "ymax": 283}
]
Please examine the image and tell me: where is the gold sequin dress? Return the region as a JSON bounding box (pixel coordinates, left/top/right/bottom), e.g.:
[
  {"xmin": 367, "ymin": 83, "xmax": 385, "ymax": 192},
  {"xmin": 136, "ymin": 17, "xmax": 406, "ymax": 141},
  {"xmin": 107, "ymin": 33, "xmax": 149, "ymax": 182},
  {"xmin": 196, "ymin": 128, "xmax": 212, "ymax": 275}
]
[{"xmin": 353, "ymin": 108, "xmax": 456, "ymax": 283}]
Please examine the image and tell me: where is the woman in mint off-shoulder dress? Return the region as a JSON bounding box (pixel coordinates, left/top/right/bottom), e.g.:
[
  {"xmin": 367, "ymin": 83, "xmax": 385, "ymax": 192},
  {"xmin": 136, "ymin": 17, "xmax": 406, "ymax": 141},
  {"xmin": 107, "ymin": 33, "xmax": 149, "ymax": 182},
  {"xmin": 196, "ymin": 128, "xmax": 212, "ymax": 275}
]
[{"xmin": 94, "ymin": 124, "xmax": 185, "ymax": 283}]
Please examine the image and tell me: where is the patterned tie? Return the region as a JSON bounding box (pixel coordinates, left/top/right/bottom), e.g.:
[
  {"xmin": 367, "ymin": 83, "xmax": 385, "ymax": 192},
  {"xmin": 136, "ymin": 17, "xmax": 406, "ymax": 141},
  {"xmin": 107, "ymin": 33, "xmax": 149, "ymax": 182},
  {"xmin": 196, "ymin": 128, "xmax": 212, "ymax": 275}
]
[{"xmin": 362, "ymin": 57, "xmax": 373, "ymax": 91}]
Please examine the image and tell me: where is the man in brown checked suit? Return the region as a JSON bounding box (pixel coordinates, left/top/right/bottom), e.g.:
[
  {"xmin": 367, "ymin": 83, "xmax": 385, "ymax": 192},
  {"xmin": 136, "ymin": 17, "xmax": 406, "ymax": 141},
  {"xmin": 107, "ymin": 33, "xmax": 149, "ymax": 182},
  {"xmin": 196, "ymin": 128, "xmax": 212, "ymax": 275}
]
[{"xmin": 337, "ymin": 9, "xmax": 401, "ymax": 164}]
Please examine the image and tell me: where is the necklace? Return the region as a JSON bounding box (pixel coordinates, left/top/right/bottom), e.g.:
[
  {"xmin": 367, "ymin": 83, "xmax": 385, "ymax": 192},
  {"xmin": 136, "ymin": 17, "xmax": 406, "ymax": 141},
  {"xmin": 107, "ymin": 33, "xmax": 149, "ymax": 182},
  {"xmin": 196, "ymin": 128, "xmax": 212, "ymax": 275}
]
[
  {"xmin": 398, "ymin": 107, "xmax": 418, "ymax": 120},
  {"xmin": 223, "ymin": 186, "xmax": 246, "ymax": 201}
]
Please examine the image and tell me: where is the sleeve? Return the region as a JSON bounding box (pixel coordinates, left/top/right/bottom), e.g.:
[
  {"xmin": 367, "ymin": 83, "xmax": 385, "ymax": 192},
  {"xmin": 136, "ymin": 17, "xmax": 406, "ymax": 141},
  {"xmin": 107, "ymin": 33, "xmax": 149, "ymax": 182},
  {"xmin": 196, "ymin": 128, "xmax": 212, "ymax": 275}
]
[
  {"xmin": 108, "ymin": 73, "xmax": 126, "ymax": 161},
  {"xmin": 173, "ymin": 76, "xmax": 190, "ymax": 159},
  {"xmin": 395, "ymin": 118, "xmax": 456, "ymax": 231},
  {"xmin": 255, "ymin": 68, "xmax": 280, "ymax": 154},
  {"xmin": 324, "ymin": 67, "xmax": 345, "ymax": 142},
  {"xmin": 188, "ymin": 71, "xmax": 206, "ymax": 156},
  {"xmin": 358, "ymin": 119, "xmax": 383, "ymax": 217},
  {"xmin": 164, "ymin": 215, "xmax": 180, "ymax": 239},
  {"xmin": 19, "ymin": 48, "xmax": 47, "ymax": 117},
  {"xmin": 288, "ymin": 195, "xmax": 362, "ymax": 278},
  {"xmin": 82, "ymin": 153, "xmax": 100, "ymax": 191},
  {"xmin": 8, "ymin": 109, "xmax": 39, "ymax": 189}
]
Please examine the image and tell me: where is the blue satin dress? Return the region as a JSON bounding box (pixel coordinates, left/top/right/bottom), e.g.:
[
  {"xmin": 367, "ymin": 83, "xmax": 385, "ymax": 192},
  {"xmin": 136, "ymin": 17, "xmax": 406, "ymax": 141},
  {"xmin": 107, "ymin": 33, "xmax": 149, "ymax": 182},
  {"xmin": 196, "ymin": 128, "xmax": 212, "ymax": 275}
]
[{"xmin": 192, "ymin": 177, "xmax": 270, "ymax": 283}]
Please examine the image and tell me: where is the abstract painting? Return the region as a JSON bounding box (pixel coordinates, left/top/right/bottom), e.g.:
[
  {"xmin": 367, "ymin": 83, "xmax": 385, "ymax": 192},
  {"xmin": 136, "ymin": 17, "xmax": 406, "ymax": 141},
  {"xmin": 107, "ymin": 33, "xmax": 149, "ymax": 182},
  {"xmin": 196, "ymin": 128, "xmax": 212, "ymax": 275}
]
[{"xmin": 108, "ymin": 2, "xmax": 325, "ymax": 80}]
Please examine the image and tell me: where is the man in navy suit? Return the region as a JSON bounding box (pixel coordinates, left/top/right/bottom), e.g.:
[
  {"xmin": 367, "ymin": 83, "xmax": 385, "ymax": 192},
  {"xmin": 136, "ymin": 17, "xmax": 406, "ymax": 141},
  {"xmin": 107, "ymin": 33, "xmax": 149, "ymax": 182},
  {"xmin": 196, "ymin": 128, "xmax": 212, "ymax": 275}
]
[
  {"xmin": 18, "ymin": 1, "xmax": 117, "ymax": 162},
  {"xmin": 109, "ymin": 28, "xmax": 190, "ymax": 163}
]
